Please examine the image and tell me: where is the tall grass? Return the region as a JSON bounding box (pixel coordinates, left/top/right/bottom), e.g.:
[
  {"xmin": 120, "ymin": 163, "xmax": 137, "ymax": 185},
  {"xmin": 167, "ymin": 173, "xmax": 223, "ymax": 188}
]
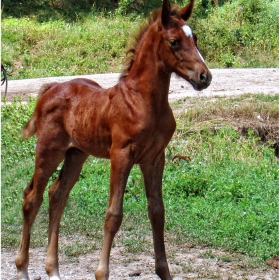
[
  {"xmin": 190, "ymin": 0, "xmax": 279, "ymax": 67},
  {"xmin": 1, "ymin": 0, "xmax": 279, "ymax": 79},
  {"xmin": 1, "ymin": 15, "xmax": 136, "ymax": 79},
  {"xmin": 1, "ymin": 94, "xmax": 278, "ymax": 264}
]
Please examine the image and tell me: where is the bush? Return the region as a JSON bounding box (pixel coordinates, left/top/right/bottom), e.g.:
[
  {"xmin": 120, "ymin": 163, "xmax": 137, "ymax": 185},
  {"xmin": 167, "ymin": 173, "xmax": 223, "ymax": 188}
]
[
  {"xmin": 1, "ymin": 0, "xmax": 117, "ymax": 21},
  {"xmin": 1, "ymin": 0, "xmax": 278, "ymax": 75},
  {"xmin": 190, "ymin": 0, "xmax": 279, "ymax": 67}
]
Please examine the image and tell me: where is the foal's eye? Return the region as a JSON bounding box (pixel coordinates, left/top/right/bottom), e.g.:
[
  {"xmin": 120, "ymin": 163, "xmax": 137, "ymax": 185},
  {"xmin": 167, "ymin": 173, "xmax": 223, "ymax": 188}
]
[{"xmin": 169, "ymin": 39, "xmax": 179, "ymax": 47}]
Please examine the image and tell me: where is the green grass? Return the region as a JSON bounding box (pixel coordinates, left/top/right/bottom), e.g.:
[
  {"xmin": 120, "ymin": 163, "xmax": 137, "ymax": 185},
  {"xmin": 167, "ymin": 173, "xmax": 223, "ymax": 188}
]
[
  {"xmin": 1, "ymin": 15, "xmax": 137, "ymax": 79},
  {"xmin": 1, "ymin": 94, "xmax": 278, "ymax": 265},
  {"xmin": 1, "ymin": 0, "xmax": 279, "ymax": 79},
  {"xmin": 191, "ymin": 0, "xmax": 279, "ymax": 68},
  {"xmin": 165, "ymin": 129, "xmax": 278, "ymax": 260}
]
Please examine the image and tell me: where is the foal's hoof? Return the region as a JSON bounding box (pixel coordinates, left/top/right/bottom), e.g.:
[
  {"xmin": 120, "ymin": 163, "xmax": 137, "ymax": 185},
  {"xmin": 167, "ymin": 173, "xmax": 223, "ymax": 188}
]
[{"xmin": 16, "ymin": 271, "xmax": 29, "ymax": 280}]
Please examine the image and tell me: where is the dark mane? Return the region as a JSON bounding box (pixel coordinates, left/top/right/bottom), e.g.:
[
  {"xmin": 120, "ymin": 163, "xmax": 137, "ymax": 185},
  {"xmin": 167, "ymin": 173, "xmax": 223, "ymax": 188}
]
[{"xmin": 119, "ymin": 6, "xmax": 180, "ymax": 81}]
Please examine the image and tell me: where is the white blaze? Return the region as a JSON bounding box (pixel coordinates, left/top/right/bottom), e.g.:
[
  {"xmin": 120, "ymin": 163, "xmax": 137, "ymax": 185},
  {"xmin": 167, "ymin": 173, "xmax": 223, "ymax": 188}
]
[
  {"xmin": 196, "ymin": 47, "xmax": 205, "ymax": 63},
  {"xmin": 182, "ymin": 25, "xmax": 192, "ymax": 37},
  {"xmin": 182, "ymin": 25, "xmax": 206, "ymax": 64}
]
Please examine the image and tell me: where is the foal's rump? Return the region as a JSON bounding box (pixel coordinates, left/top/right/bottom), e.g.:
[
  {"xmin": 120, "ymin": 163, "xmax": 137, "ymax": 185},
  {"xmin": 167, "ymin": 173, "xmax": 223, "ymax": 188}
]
[
  {"xmin": 22, "ymin": 78, "xmax": 113, "ymax": 158},
  {"xmin": 21, "ymin": 82, "xmax": 58, "ymax": 139},
  {"xmin": 21, "ymin": 78, "xmax": 104, "ymax": 140}
]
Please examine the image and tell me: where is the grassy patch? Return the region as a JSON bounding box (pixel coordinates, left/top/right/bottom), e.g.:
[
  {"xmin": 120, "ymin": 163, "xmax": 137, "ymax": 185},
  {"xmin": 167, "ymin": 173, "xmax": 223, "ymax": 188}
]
[
  {"xmin": 1, "ymin": 15, "xmax": 138, "ymax": 79},
  {"xmin": 174, "ymin": 93, "xmax": 279, "ymax": 120},
  {"xmin": 191, "ymin": 0, "xmax": 279, "ymax": 68},
  {"xmin": 1, "ymin": 0, "xmax": 279, "ymax": 79},
  {"xmin": 165, "ymin": 129, "xmax": 278, "ymax": 260},
  {"xmin": 1, "ymin": 94, "xmax": 278, "ymax": 264}
]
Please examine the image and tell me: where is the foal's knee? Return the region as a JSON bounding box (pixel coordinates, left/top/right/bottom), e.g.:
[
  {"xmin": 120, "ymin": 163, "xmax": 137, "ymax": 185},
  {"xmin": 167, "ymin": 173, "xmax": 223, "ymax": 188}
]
[
  {"xmin": 22, "ymin": 194, "xmax": 43, "ymax": 218},
  {"xmin": 105, "ymin": 208, "xmax": 123, "ymax": 233}
]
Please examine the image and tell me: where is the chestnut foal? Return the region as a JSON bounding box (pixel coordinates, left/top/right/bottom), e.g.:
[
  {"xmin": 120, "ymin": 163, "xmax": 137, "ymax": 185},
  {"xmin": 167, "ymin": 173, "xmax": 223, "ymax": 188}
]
[{"xmin": 15, "ymin": 0, "xmax": 211, "ymax": 279}]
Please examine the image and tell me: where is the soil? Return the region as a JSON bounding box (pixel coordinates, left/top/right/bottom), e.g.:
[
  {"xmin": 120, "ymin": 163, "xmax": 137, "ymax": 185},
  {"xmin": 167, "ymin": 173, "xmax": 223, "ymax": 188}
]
[
  {"xmin": 1, "ymin": 244, "xmax": 279, "ymax": 280},
  {"xmin": 1, "ymin": 68, "xmax": 279, "ymax": 279},
  {"xmin": 1, "ymin": 68, "xmax": 279, "ymax": 102}
]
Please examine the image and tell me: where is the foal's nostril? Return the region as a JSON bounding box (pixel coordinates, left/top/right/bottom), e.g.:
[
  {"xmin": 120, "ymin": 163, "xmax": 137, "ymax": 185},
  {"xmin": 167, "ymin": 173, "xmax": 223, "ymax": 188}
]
[{"xmin": 200, "ymin": 72, "xmax": 207, "ymax": 83}]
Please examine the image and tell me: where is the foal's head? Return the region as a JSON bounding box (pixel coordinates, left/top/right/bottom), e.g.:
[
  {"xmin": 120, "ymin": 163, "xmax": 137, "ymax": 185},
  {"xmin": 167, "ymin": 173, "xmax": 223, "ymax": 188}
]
[
  {"xmin": 120, "ymin": 0, "xmax": 211, "ymax": 91},
  {"xmin": 159, "ymin": 0, "xmax": 212, "ymax": 90}
]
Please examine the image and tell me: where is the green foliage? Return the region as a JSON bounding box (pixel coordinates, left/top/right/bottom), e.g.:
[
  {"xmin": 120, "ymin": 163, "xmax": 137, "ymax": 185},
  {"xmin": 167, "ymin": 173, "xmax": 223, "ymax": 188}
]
[
  {"xmin": 191, "ymin": 0, "xmax": 279, "ymax": 67},
  {"xmin": 1, "ymin": 100, "xmax": 37, "ymax": 170},
  {"xmin": 117, "ymin": 0, "xmax": 186, "ymax": 15},
  {"xmin": 1, "ymin": 100, "xmax": 38, "ymax": 246},
  {"xmin": 2, "ymin": 0, "xmax": 278, "ymax": 77},
  {"xmin": 164, "ymin": 125, "xmax": 278, "ymax": 260},
  {"xmin": 1, "ymin": 0, "xmax": 117, "ymax": 22},
  {"xmin": 1, "ymin": 16, "xmax": 133, "ymax": 78}
]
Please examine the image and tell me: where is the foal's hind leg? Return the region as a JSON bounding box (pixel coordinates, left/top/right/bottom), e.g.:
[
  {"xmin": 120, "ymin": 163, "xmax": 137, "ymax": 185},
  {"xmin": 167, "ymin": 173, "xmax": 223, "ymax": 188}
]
[
  {"xmin": 46, "ymin": 148, "xmax": 88, "ymax": 279},
  {"xmin": 15, "ymin": 148, "xmax": 65, "ymax": 280},
  {"xmin": 140, "ymin": 153, "xmax": 172, "ymax": 280}
]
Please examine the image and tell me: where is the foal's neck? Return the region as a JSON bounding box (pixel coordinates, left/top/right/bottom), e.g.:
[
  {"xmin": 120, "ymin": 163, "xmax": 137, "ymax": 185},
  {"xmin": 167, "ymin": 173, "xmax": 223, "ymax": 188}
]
[{"xmin": 123, "ymin": 25, "xmax": 171, "ymax": 107}]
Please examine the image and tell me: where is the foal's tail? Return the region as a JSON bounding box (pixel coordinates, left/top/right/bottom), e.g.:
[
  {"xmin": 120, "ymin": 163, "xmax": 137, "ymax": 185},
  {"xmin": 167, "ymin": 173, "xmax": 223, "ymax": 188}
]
[{"xmin": 21, "ymin": 83, "xmax": 56, "ymax": 139}]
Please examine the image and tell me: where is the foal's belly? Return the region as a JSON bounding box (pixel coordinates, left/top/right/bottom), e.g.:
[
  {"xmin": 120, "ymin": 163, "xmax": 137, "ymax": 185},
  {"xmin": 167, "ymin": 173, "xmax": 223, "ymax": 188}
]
[{"xmin": 70, "ymin": 126, "xmax": 112, "ymax": 159}]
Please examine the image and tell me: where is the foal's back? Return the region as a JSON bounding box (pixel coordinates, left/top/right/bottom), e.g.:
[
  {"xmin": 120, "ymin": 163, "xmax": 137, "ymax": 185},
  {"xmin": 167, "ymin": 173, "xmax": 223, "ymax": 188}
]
[{"xmin": 32, "ymin": 77, "xmax": 175, "ymax": 162}]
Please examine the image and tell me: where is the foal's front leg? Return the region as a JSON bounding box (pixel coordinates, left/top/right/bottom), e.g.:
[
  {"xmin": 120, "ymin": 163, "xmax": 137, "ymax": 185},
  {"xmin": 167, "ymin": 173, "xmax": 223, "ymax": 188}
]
[
  {"xmin": 95, "ymin": 149, "xmax": 133, "ymax": 280},
  {"xmin": 140, "ymin": 153, "xmax": 172, "ymax": 280}
]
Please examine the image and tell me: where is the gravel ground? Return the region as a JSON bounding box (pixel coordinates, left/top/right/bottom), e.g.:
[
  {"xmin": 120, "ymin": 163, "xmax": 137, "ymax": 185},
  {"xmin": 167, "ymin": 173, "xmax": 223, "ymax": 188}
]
[{"xmin": 1, "ymin": 68, "xmax": 279, "ymax": 102}]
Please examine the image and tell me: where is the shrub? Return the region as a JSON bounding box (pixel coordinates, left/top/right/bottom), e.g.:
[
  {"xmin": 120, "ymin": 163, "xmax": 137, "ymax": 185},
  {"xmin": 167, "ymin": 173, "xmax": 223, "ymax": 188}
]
[{"xmin": 190, "ymin": 0, "xmax": 279, "ymax": 67}]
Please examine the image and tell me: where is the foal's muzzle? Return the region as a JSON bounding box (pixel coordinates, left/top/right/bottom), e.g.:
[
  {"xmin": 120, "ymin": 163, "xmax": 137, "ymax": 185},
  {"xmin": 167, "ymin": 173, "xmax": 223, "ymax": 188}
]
[{"xmin": 190, "ymin": 69, "xmax": 212, "ymax": 91}]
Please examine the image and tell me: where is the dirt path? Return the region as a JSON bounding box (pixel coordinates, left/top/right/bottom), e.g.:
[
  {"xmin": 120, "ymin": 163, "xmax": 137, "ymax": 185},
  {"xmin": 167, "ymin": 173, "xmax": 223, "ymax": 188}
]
[
  {"xmin": 2, "ymin": 244, "xmax": 279, "ymax": 280},
  {"xmin": 1, "ymin": 68, "xmax": 279, "ymax": 102},
  {"xmin": 1, "ymin": 68, "xmax": 279, "ymax": 279}
]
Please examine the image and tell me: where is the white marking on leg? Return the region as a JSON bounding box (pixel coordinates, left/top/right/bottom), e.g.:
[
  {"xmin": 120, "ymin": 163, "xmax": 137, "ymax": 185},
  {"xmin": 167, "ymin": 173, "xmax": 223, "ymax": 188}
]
[
  {"xmin": 49, "ymin": 276, "xmax": 61, "ymax": 280},
  {"xmin": 182, "ymin": 25, "xmax": 192, "ymax": 37}
]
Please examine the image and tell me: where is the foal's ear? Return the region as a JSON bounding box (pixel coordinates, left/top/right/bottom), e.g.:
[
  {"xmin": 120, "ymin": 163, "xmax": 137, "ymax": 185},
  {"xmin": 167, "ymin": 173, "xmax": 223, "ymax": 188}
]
[
  {"xmin": 161, "ymin": 0, "xmax": 171, "ymax": 27},
  {"xmin": 178, "ymin": 0, "xmax": 194, "ymax": 21}
]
